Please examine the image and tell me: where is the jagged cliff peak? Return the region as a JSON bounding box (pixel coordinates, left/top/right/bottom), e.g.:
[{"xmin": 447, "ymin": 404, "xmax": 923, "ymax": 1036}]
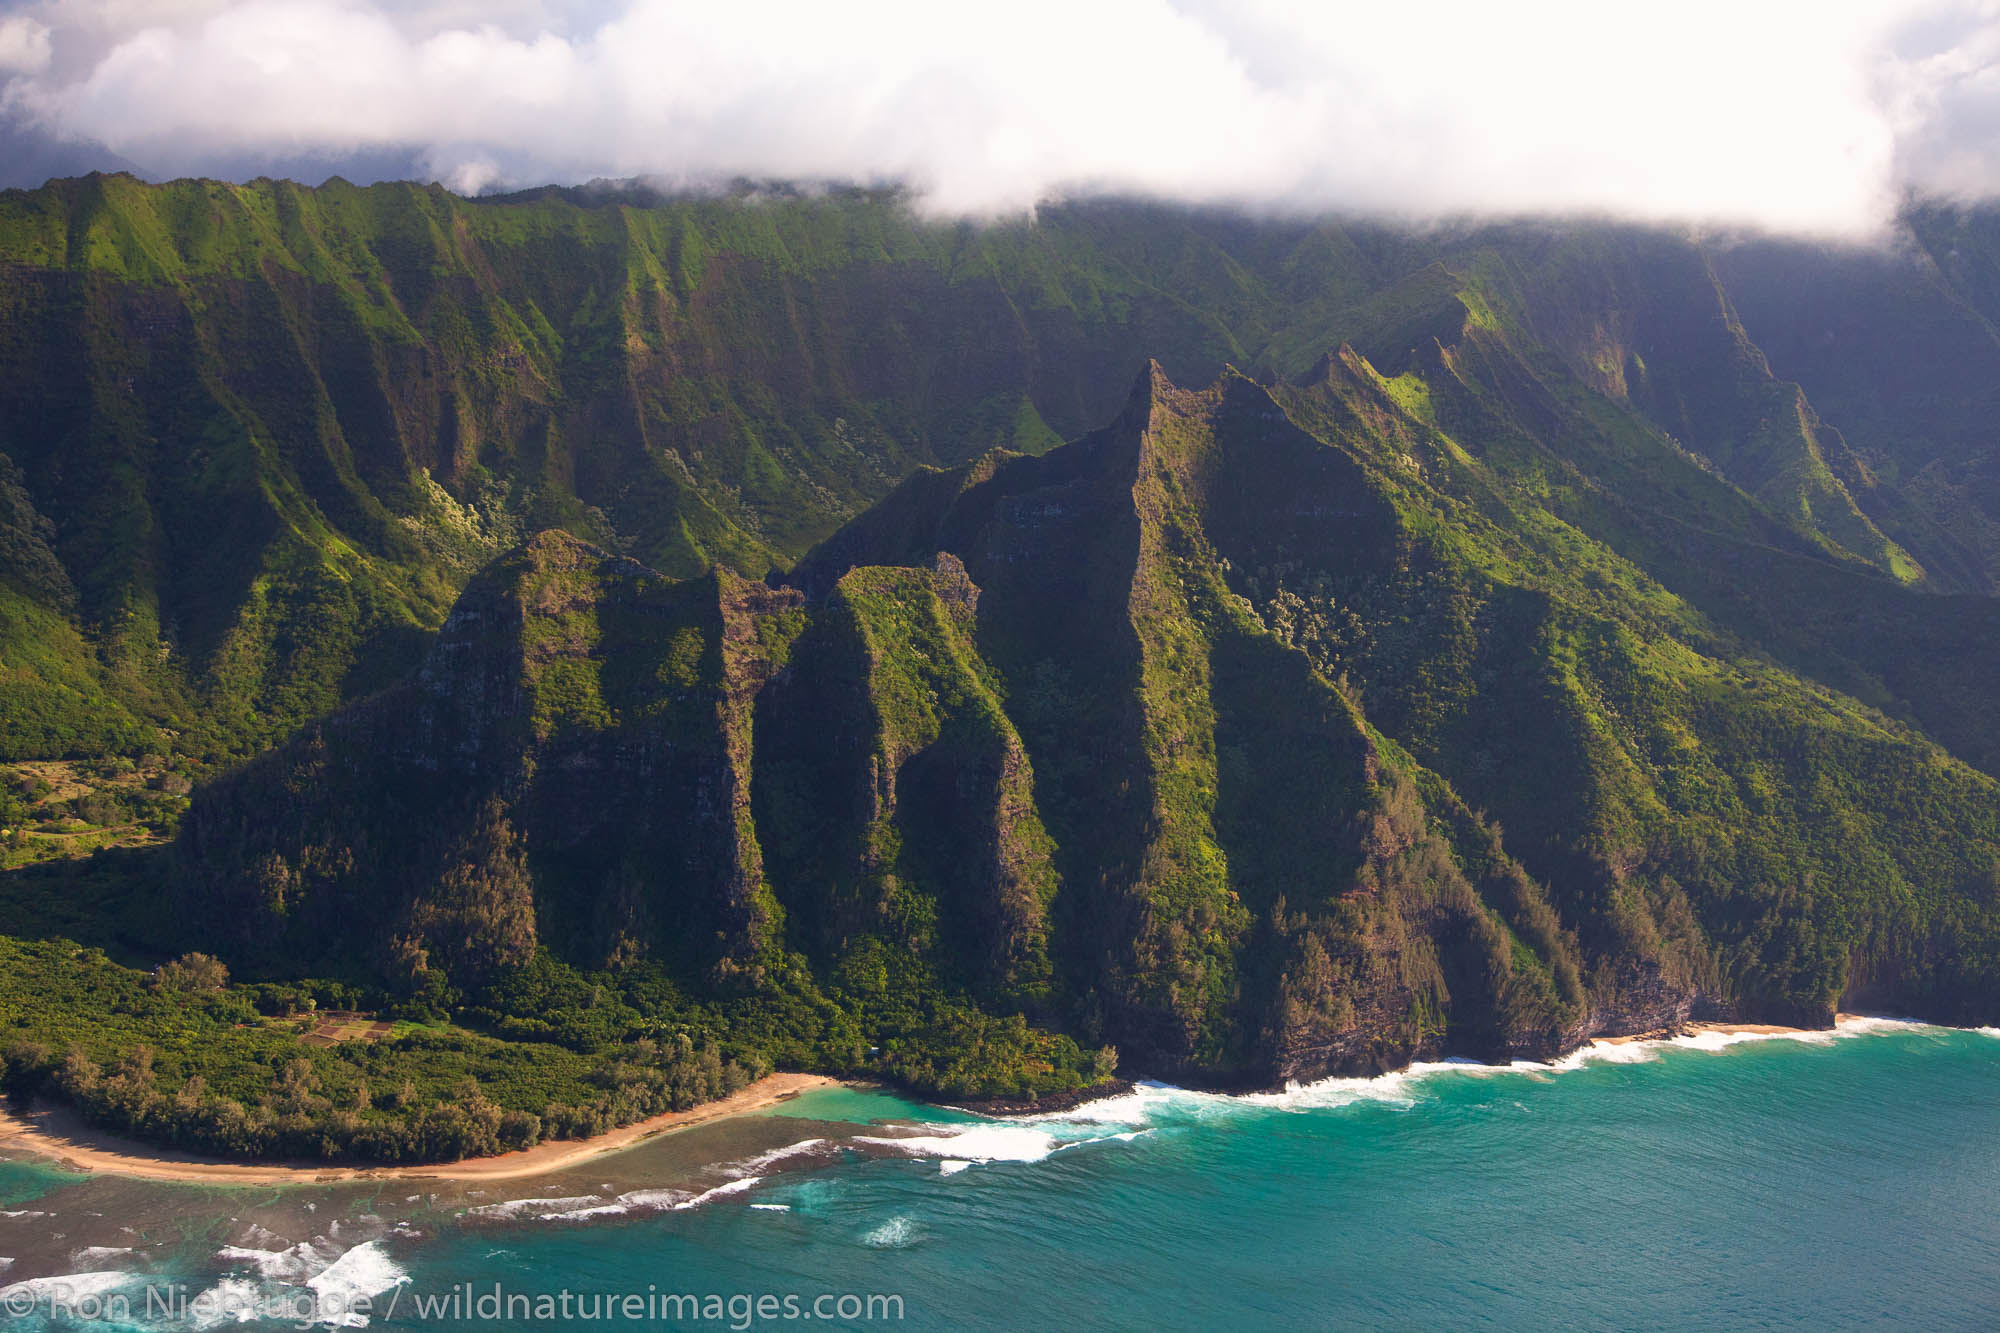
[{"xmin": 168, "ymin": 351, "xmax": 2000, "ymax": 1090}]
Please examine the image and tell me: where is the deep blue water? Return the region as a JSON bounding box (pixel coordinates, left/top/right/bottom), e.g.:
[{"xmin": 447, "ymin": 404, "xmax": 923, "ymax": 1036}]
[{"xmin": 3, "ymin": 1019, "xmax": 1997, "ymax": 1330}]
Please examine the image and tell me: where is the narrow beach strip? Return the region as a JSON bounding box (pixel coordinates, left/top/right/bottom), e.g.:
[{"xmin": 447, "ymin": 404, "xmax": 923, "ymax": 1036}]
[{"xmin": 0, "ymin": 1072, "xmax": 842, "ymax": 1185}]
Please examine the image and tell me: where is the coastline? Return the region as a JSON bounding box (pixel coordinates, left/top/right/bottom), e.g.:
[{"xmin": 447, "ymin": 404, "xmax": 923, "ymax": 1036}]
[
  {"xmin": 1594, "ymin": 1013, "xmax": 1868, "ymax": 1047},
  {"xmin": 0, "ymin": 1071, "xmax": 842, "ymax": 1185},
  {"xmin": 0, "ymin": 1014, "xmax": 1943, "ymax": 1186},
  {"xmin": 927, "ymin": 1077, "xmax": 1138, "ymax": 1118}
]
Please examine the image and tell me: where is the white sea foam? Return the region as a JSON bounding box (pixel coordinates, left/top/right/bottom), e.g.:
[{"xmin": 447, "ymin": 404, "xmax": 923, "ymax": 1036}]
[
  {"xmin": 70, "ymin": 1245, "xmax": 136, "ymax": 1265},
  {"xmin": 1835, "ymin": 1014, "xmax": 1933, "ymax": 1036},
  {"xmin": 519, "ymin": 1137, "xmax": 826, "ymax": 1215},
  {"xmin": 1030, "ymin": 1077, "xmax": 1305, "ymax": 1127},
  {"xmin": 0, "ymin": 1269, "xmax": 139, "ymax": 1305},
  {"xmin": 187, "ymin": 1275, "xmax": 261, "ymax": 1330},
  {"xmin": 463, "ymin": 1140, "xmax": 828, "ymax": 1222},
  {"xmin": 727, "ymin": 1138, "xmax": 828, "ymax": 1175},
  {"xmin": 1017, "ymin": 1087, "xmax": 1156, "ymax": 1126},
  {"xmin": 1686, "ymin": 1028, "xmax": 1832, "ymax": 1051},
  {"xmin": 1049, "ymin": 1128, "xmax": 1153, "ymax": 1153},
  {"xmin": 611, "ymin": 1188, "xmax": 691, "ymax": 1212},
  {"xmin": 1056, "ymin": 1071, "xmax": 1419, "ymax": 1126},
  {"xmin": 217, "ymin": 1241, "xmax": 325, "ymax": 1282},
  {"xmin": 1522, "ymin": 1026, "xmax": 1846, "ymax": 1075},
  {"xmin": 673, "ymin": 1176, "xmax": 765, "ymax": 1210},
  {"xmin": 0, "ymin": 1209, "xmax": 47, "ymax": 1219},
  {"xmin": 1240, "ymin": 1069, "xmax": 1424, "ymax": 1113},
  {"xmin": 859, "ymin": 1115, "xmax": 1158, "ymax": 1171},
  {"xmin": 1022, "ymin": 1070, "xmax": 1426, "ymax": 1128},
  {"xmin": 1542, "ymin": 1043, "xmax": 1651, "ymax": 1070},
  {"xmin": 231, "ymin": 1223, "xmax": 289, "ymax": 1251},
  {"xmin": 857, "ymin": 1123, "xmax": 1061, "ymax": 1163},
  {"xmin": 749, "ymin": 1203, "xmax": 792, "ymax": 1212},
  {"xmin": 999, "ymin": 1014, "xmax": 1984, "ymax": 1135},
  {"xmin": 462, "ymin": 1195, "xmax": 606, "ymax": 1222},
  {"xmin": 537, "ymin": 1203, "xmax": 630, "ymax": 1222},
  {"xmin": 466, "ymin": 1187, "xmax": 699, "ymax": 1223},
  {"xmin": 212, "ymin": 1233, "xmax": 408, "ymax": 1327},
  {"xmin": 305, "ymin": 1240, "xmax": 407, "ymax": 1327},
  {"xmin": 538, "ymin": 1191, "xmax": 688, "ymax": 1221},
  {"xmin": 1557, "ymin": 1014, "xmax": 1937, "ymax": 1067},
  {"xmin": 862, "ymin": 1216, "xmax": 921, "ymax": 1248}
]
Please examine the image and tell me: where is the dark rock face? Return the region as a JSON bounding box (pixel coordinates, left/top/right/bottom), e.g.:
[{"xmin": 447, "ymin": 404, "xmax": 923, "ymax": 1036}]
[
  {"xmin": 1571, "ymin": 966, "xmax": 1700, "ymax": 1047},
  {"xmin": 176, "ymin": 359, "xmax": 2000, "ymax": 1090},
  {"xmin": 178, "ymin": 533, "xmax": 797, "ymax": 976}
]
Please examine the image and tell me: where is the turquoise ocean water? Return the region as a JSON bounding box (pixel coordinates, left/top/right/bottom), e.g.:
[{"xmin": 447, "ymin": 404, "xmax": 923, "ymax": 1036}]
[{"xmin": 2, "ymin": 1018, "xmax": 1997, "ymax": 1330}]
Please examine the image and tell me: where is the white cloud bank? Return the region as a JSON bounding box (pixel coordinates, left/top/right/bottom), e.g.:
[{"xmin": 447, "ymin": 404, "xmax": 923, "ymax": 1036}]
[
  {"xmin": 3, "ymin": 0, "xmax": 1999, "ymax": 234},
  {"xmin": 0, "ymin": 15, "xmax": 54, "ymax": 74}
]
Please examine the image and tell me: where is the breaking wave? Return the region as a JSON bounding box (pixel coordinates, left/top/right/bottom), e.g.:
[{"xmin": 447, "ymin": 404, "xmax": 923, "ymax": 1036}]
[
  {"xmin": 1011, "ymin": 1014, "xmax": 1964, "ymax": 1132},
  {"xmin": 673, "ymin": 1176, "xmax": 768, "ymax": 1210},
  {"xmin": 0, "ymin": 1269, "xmax": 141, "ymax": 1307},
  {"xmin": 857, "ymin": 1123, "xmax": 1063, "ymax": 1163},
  {"xmin": 305, "ymin": 1241, "xmax": 407, "ymax": 1326},
  {"xmin": 205, "ymin": 1234, "xmax": 409, "ymax": 1327},
  {"xmin": 458, "ymin": 1138, "xmax": 832, "ymax": 1223}
]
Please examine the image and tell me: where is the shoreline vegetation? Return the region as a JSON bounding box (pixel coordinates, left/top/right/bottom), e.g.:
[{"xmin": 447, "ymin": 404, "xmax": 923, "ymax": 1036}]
[
  {"xmin": 0, "ymin": 1072, "xmax": 841, "ymax": 1184},
  {"xmin": 0, "ymin": 936, "xmax": 1117, "ymax": 1172},
  {"xmin": 0, "ymin": 1016, "xmax": 1912, "ymax": 1185}
]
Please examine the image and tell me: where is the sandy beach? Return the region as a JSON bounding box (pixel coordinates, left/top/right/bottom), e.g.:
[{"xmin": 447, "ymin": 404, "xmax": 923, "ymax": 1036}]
[
  {"xmin": 0, "ymin": 1014, "xmax": 1901, "ymax": 1185},
  {"xmin": 0, "ymin": 1071, "xmax": 841, "ymax": 1185},
  {"xmin": 1594, "ymin": 1013, "xmax": 1867, "ymax": 1046}
]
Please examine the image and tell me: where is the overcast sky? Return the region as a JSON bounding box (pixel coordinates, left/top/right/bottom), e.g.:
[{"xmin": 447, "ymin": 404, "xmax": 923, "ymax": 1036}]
[{"xmin": 3, "ymin": 0, "xmax": 1999, "ymax": 235}]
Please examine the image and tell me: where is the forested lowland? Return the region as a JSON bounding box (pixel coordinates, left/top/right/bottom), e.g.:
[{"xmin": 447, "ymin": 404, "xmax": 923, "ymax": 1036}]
[{"xmin": 1, "ymin": 176, "xmax": 1997, "ymax": 1159}]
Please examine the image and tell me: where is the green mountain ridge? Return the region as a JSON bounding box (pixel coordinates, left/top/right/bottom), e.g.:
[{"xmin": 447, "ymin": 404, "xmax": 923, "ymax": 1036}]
[
  {"xmin": 163, "ymin": 360, "xmax": 2000, "ymax": 1102},
  {"xmin": 7, "ymin": 176, "xmax": 2000, "ymax": 770},
  {"xmin": 2, "ymin": 177, "xmax": 1999, "ymax": 1157}
]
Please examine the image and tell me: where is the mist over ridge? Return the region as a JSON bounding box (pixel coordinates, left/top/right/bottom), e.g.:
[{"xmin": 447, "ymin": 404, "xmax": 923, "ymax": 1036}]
[{"xmin": 6, "ymin": 1, "xmax": 2000, "ymax": 239}]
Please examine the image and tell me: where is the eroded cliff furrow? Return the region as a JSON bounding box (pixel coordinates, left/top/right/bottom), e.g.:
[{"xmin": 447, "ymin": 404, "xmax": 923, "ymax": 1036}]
[{"xmin": 171, "ymin": 362, "xmax": 2000, "ymax": 1091}]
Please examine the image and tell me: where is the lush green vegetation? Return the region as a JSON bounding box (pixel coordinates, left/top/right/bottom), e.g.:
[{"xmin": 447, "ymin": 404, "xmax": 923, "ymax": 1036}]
[
  {"xmin": 3, "ymin": 180, "xmax": 2000, "ymax": 1160},
  {"xmin": 0, "ymin": 758, "xmax": 191, "ymax": 869},
  {"xmin": 0, "ymin": 912, "xmax": 1109, "ymax": 1163},
  {"xmin": 788, "ymin": 360, "xmax": 2000, "ymax": 1068},
  {"xmin": 0, "ymin": 937, "xmax": 766, "ymax": 1162},
  {"xmin": 2, "ymin": 177, "xmax": 1996, "ymax": 771}
]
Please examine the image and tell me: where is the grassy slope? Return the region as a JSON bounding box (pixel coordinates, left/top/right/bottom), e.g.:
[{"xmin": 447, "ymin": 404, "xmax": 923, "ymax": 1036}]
[
  {"xmin": 1256, "ymin": 351, "xmax": 2000, "ymax": 1025},
  {"xmin": 796, "ymin": 368, "xmax": 1591, "ymax": 1077},
  {"xmin": 0, "ymin": 178, "xmax": 1278, "ymax": 763},
  {"xmin": 798, "ymin": 358, "xmax": 2000, "ymax": 1048},
  {"xmin": 3, "ymin": 184, "xmax": 2000, "ymax": 1157},
  {"xmin": 9, "ymin": 180, "xmax": 2000, "ymax": 775}
]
